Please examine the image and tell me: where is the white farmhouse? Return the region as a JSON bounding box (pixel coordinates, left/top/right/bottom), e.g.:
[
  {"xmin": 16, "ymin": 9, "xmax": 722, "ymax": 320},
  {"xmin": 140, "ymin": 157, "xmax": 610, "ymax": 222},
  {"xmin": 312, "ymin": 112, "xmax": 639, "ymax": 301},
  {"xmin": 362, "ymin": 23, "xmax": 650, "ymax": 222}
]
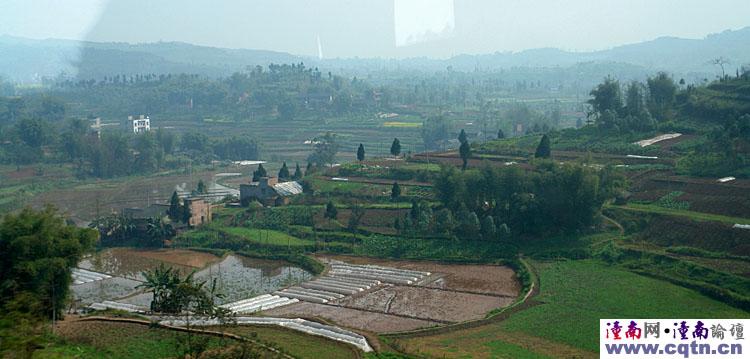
[{"xmin": 130, "ymin": 115, "xmax": 150, "ymax": 133}]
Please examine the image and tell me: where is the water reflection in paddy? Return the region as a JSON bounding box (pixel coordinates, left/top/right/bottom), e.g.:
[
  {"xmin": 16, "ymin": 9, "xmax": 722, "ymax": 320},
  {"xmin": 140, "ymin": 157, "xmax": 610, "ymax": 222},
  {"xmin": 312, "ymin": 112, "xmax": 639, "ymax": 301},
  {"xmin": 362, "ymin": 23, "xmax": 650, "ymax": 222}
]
[
  {"xmin": 195, "ymin": 254, "xmax": 313, "ymax": 304},
  {"xmin": 73, "ymin": 248, "xmax": 312, "ymax": 307}
]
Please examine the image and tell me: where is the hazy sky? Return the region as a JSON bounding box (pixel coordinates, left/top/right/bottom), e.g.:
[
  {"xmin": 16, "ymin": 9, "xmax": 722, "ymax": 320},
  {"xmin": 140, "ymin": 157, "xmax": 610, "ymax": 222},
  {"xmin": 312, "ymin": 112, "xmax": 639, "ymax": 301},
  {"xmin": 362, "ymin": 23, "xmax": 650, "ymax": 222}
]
[{"xmin": 2, "ymin": 0, "xmax": 750, "ymax": 58}]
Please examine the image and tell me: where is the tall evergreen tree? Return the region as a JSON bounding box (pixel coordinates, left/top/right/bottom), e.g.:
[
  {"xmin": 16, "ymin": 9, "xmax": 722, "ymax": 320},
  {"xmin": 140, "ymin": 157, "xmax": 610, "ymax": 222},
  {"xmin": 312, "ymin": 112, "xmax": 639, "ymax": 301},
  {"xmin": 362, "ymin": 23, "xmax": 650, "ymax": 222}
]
[
  {"xmin": 252, "ymin": 163, "xmax": 267, "ymax": 182},
  {"xmin": 168, "ymin": 191, "xmax": 181, "ymax": 221},
  {"xmin": 292, "ymin": 162, "xmax": 302, "ymax": 180},
  {"xmin": 390, "ymin": 138, "xmax": 401, "ymax": 157},
  {"xmin": 324, "ymin": 200, "xmax": 338, "ymax": 220},
  {"xmin": 182, "ymin": 200, "xmax": 192, "ymax": 225},
  {"xmin": 278, "ymin": 162, "xmax": 290, "ymax": 180},
  {"xmin": 535, "ymin": 134, "xmax": 552, "ymax": 159},
  {"xmin": 357, "ymin": 143, "xmax": 365, "ymax": 162},
  {"xmin": 458, "ymin": 129, "xmax": 468, "ymax": 144},
  {"xmin": 459, "ymin": 140, "xmax": 471, "ymax": 170},
  {"xmin": 391, "ymin": 182, "xmax": 401, "ymax": 201},
  {"xmin": 196, "ymin": 180, "xmax": 206, "ymax": 194}
]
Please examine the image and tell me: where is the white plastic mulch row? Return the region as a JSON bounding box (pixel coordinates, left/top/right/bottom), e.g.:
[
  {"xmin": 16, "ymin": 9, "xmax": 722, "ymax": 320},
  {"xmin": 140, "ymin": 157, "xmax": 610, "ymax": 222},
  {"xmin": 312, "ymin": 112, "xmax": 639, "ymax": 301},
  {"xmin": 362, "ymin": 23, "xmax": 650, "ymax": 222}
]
[
  {"xmin": 219, "ymin": 294, "xmax": 298, "ymax": 314},
  {"xmin": 626, "ymin": 154, "xmax": 659, "ymax": 159},
  {"xmin": 734, "ymin": 224, "xmax": 750, "ymax": 230},
  {"xmin": 328, "ymin": 263, "xmax": 430, "ymax": 285},
  {"xmin": 89, "ymin": 300, "xmax": 148, "ymax": 313},
  {"xmin": 274, "ymin": 286, "xmax": 345, "ymax": 304},
  {"xmin": 159, "ymin": 316, "xmax": 373, "ymax": 352},
  {"xmin": 72, "ymin": 268, "xmax": 112, "ymax": 285},
  {"xmin": 634, "ymin": 133, "xmax": 682, "ymax": 147}
]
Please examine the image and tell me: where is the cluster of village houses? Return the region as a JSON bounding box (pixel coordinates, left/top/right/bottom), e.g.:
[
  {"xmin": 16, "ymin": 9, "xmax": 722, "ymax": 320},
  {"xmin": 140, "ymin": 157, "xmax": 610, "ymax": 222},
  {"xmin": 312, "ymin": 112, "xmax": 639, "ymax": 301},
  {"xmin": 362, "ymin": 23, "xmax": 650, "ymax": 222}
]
[{"xmin": 114, "ymin": 114, "xmax": 301, "ymax": 226}]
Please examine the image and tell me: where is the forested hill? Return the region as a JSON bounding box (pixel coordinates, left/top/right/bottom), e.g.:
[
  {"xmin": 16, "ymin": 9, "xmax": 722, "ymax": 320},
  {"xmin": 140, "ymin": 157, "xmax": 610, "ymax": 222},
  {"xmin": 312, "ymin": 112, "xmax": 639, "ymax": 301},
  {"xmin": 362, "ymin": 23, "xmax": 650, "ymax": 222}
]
[
  {"xmin": 0, "ymin": 36, "xmax": 302, "ymax": 82},
  {"xmin": 2, "ymin": 26, "xmax": 750, "ymax": 83}
]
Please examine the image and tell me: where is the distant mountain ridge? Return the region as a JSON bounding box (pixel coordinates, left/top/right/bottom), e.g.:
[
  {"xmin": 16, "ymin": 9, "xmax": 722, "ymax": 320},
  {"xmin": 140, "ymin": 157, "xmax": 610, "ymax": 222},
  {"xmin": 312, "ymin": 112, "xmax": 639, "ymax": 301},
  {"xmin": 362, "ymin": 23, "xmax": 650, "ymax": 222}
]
[{"xmin": 1, "ymin": 26, "xmax": 749, "ymax": 83}]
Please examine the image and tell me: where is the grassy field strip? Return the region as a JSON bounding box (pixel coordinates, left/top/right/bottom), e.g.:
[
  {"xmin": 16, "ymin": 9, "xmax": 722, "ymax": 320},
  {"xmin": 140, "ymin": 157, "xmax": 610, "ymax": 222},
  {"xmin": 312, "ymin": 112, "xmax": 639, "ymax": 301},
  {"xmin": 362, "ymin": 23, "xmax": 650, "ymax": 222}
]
[
  {"xmin": 609, "ymin": 203, "xmax": 750, "ymax": 225},
  {"xmin": 221, "ymin": 227, "xmax": 312, "ymax": 246}
]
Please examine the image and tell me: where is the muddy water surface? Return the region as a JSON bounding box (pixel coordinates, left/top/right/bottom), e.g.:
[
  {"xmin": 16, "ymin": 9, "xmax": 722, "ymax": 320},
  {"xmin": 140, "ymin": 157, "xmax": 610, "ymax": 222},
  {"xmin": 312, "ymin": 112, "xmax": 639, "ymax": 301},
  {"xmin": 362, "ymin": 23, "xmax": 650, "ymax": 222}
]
[{"xmin": 73, "ymin": 248, "xmax": 312, "ymax": 307}]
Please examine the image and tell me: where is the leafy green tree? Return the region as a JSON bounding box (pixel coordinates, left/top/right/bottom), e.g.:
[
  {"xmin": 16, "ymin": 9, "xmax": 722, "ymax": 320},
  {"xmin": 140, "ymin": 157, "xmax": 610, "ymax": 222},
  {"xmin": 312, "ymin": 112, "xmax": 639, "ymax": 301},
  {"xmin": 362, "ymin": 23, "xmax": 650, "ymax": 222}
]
[
  {"xmin": 646, "ymin": 72, "xmax": 677, "ymax": 122},
  {"xmin": 168, "ymin": 191, "xmax": 182, "ymax": 221},
  {"xmin": 621, "ymin": 81, "xmax": 657, "ymax": 132},
  {"xmin": 278, "ymin": 162, "xmax": 290, "ymax": 180},
  {"xmin": 434, "ymin": 208, "xmax": 455, "ymax": 235},
  {"xmin": 277, "ymin": 99, "xmax": 296, "ymax": 121},
  {"xmin": 133, "ymin": 132, "xmax": 161, "ymax": 173},
  {"xmin": 391, "ymin": 182, "xmax": 401, "ymax": 201},
  {"xmin": 212, "ymin": 136, "xmax": 260, "ymax": 161},
  {"xmin": 324, "ymin": 201, "xmax": 338, "ymax": 220},
  {"xmin": 422, "ymin": 116, "xmax": 450, "ymax": 150},
  {"xmin": 625, "ymin": 81, "xmax": 646, "ymax": 117},
  {"xmin": 390, "ymin": 138, "xmax": 401, "ymax": 157},
  {"xmin": 456, "ymin": 208, "xmax": 480, "ymax": 239},
  {"xmin": 15, "ymin": 117, "xmax": 45, "ymax": 148},
  {"xmin": 535, "ymin": 134, "xmax": 551, "ymax": 158},
  {"xmin": 181, "ymin": 132, "xmax": 209, "ymax": 152},
  {"xmin": 481, "ymin": 215, "xmax": 497, "ymax": 240},
  {"xmin": 357, "ymin": 143, "xmax": 365, "ymax": 162},
  {"xmin": 307, "ymin": 132, "xmax": 339, "ymax": 167},
  {"xmin": 347, "ymin": 204, "xmax": 365, "ymax": 232},
  {"xmin": 0, "ymin": 207, "xmax": 97, "ymax": 320},
  {"xmin": 415, "ymin": 202, "xmax": 433, "ymax": 232},
  {"xmin": 145, "ymin": 217, "xmax": 175, "ymax": 247},
  {"xmin": 409, "ymin": 199, "xmax": 420, "ymax": 221},
  {"xmin": 89, "ymin": 213, "xmax": 135, "ymax": 246},
  {"xmin": 155, "ymin": 127, "xmax": 175, "ymax": 155},
  {"xmin": 292, "ymin": 162, "xmax": 303, "ymax": 180},
  {"xmin": 497, "ymin": 223, "xmax": 510, "ymax": 240},
  {"xmin": 0, "ymin": 97, "xmax": 24, "ymax": 123},
  {"xmin": 459, "ymin": 140, "xmax": 472, "ymax": 170},
  {"xmin": 587, "ymin": 77, "xmax": 623, "ymax": 125}
]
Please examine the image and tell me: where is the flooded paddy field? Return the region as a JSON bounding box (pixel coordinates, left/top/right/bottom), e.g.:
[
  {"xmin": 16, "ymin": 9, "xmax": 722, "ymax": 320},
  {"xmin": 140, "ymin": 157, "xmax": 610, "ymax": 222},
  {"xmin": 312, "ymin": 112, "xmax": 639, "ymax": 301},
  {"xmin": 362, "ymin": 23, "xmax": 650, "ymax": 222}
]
[
  {"xmin": 78, "ymin": 248, "xmax": 219, "ymax": 281},
  {"xmin": 71, "ymin": 248, "xmax": 313, "ymax": 307}
]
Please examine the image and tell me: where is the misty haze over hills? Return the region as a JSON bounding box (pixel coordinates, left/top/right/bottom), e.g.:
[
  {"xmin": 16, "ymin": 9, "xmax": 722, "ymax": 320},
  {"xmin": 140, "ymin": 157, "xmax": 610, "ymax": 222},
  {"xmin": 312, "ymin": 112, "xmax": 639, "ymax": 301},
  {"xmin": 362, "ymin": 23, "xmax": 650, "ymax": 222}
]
[{"xmin": 1, "ymin": 26, "xmax": 749, "ymax": 83}]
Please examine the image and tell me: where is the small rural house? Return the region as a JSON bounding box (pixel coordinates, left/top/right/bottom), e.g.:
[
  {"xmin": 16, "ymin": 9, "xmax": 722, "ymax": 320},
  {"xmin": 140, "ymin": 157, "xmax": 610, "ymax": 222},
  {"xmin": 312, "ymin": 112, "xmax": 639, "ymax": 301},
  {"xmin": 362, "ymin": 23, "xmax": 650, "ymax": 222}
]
[
  {"xmin": 130, "ymin": 115, "xmax": 150, "ymax": 133},
  {"xmin": 240, "ymin": 177, "xmax": 303, "ymax": 206},
  {"xmin": 123, "ymin": 197, "xmax": 212, "ymax": 227},
  {"xmin": 184, "ymin": 197, "xmax": 212, "ymax": 226}
]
